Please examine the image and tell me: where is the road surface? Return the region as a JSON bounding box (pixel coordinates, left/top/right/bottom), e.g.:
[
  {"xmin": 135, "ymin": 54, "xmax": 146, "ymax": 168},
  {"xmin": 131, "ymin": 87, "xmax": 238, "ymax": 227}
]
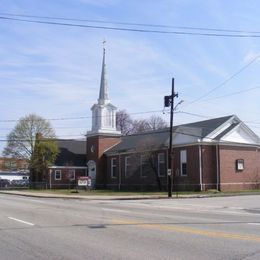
[{"xmin": 1, "ymin": 194, "xmax": 260, "ymax": 259}]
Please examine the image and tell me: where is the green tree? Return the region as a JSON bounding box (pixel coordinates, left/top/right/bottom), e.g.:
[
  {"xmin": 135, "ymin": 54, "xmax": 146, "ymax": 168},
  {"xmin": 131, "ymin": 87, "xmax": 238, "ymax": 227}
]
[{"xmin": 3, "ymin": 114, "xmax": 58, "ymax": 182}]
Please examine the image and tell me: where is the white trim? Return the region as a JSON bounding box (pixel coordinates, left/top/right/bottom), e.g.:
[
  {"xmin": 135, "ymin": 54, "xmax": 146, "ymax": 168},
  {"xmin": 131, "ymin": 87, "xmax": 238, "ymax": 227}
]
[
  {"xmin": 49, "ymin": 166, "xmax": 87, "ymax": 169},
  {"xmin": 216, "ymin": 145, "xmax": 220, "ymax": 191},
  {"xmin": 220, "ymin": 122, "xmax": 260, "ymax": 144},
  {"xmin": 199, "ymin": 145, "xmax": 203, "ymax": 191},
  {"xmin": 203, "ymin": 182, "xmax": 260, "ymax": 186},
  {"xmin": 55, "ymin": 170, "xmax": 61, "ymax": 180},
  {"xmin": 205, "ymin": 115, "xmax": 237, "ymax": 140},
  {"xmin": 180, "ymin": 150, "xmax": 187, "ymax": 176}
]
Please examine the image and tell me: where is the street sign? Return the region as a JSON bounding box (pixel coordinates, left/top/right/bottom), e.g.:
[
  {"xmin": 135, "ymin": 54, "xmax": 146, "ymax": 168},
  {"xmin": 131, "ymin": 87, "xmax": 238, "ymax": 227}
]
[{"xmin": 167, "ymin": 169, "xmax": 172, "ymax": 176}]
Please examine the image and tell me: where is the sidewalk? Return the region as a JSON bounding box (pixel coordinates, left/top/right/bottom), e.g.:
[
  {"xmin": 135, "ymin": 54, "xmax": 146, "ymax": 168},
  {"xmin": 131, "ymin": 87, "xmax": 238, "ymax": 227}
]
[
  {"xmin": 0, "ymin": 190, "xmax": 209, "ymax": 200},
  {"xmin": 1, "ymin": 189, "xmax": 258, "ymax": 200},
  {"xmin": 0, "ymin": 190, "xmax": 169, "ymax": 200}
]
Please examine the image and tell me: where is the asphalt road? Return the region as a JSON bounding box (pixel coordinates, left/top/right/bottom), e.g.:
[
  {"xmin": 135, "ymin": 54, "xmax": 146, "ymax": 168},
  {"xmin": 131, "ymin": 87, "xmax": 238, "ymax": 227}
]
[{"xmin": 1, "ymin": 194, "xmax": 260, "ymax": 260}]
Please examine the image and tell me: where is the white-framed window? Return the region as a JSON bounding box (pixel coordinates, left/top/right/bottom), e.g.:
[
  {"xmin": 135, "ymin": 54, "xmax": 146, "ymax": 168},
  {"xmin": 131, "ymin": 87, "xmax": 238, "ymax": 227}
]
[
  {"xmin": 180, "ymin": 150, "xmax": 187, "ymax": 176},
  {"xmin": 158, "ymin": 153, "xmax": 166, "ymax": 177},
  {"xmin": 236, "ymin": 159, "xmax": 244, "ymax": 171},
  {"xmin": 125, "ymin": 156, "xmax": 131, "ymax": 178},
  {"xmin": 111, "ymin": 158, "xmax": 117, "ymax": 178},
  {"xmin": 69, "ymin": 169, "xmax": 75, "ymax": 180},
  {"xmin": 55, "ymin": 170, "xmax": 62, "ymax": 180},
  {"xmin": 140, "ymin": 155, "xmax": 148, "ymax": 178}
]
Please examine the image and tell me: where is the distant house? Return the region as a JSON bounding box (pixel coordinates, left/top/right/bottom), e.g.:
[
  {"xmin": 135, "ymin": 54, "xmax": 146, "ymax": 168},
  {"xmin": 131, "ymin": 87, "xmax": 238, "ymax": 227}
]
[
  {"xmin": 0, "ymin": 157, "xmax": 29, "ymax": 172},
  {"xmin": 47, "ymin": 140, "xmax": 87, "ymax": 189}
]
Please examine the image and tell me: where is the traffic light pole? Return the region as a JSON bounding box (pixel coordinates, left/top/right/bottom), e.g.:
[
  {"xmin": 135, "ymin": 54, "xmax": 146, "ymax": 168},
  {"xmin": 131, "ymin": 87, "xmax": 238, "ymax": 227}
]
[{"xmin": 167, "ymin": 78, "xmax": 178, "ymax": 198}]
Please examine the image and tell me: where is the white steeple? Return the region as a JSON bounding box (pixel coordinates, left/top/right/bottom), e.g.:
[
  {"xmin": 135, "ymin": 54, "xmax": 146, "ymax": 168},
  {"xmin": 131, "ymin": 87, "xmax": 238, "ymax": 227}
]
[
  {"xmin": 98, "ymin": 46, "xmax": 109, "ymax": 104},
  {"xmin": 88, "ymin": 43, "xmax": 121, "ymax": 136}
]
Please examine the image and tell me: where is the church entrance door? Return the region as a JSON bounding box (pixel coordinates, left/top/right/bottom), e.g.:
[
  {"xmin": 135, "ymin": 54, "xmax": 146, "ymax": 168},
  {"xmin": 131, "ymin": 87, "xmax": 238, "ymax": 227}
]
[{"xmin": 87, "ymin": 160, "xmax": 96, "ymax": 188}]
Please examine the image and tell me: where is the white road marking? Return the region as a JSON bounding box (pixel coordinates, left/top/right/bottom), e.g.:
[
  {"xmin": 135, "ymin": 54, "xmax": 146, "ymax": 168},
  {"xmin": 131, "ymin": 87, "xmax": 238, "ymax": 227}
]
[
  {"xmin": 102, "ymin": 208, "xmax": 131, "ymax": 213},
  {"xmin": 8, "ymin": 217, "xmax": 35, "ymax": 226},
  {"xmin": 248, "ymin": 223, "xmax": 260, "ymax": 226}
]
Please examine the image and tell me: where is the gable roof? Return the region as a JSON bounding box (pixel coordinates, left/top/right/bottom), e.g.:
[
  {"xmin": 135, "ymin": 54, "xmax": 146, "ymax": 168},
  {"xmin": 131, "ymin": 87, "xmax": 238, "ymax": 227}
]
[
  {"xmin": 179, "ymin": 115, "xmax": 234, "ymax": 138},
  {"xmin": 55, "ymin": 139, "xmax": 86, "ymax": 166},
  {"xmin": 105, "ymin": 115, "xmax": 259, "ymax": 155},
  {"xmin": 105, "ymin": 129, "xmax": 170, "ymax": 155}
]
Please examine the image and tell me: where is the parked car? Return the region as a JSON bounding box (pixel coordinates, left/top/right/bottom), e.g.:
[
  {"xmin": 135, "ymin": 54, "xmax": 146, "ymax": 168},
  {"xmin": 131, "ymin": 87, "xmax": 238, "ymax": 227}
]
[
  {"xmin": 0, "ymin": 179, "xmax": 11, "ymax": 188},
  {"xmin": 11, "ymin": 179, "xmax": 30, "ymax": 187}
]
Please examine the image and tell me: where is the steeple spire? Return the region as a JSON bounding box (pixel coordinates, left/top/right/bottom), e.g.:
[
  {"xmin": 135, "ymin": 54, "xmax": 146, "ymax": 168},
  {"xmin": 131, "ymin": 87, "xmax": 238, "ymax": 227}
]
[
  {"xmin": 98, "ymin": 41, "xmax": 109, "ymax": 104},
  {"xmin": 88, "ymin": 42, "xmax": 121, "ymax": 136}
]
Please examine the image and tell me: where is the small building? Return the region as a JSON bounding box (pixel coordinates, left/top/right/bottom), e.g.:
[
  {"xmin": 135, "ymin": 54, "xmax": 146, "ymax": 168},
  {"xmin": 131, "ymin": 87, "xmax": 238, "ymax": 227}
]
[
  {"xmin": 47, "ymin": 139, "xmax": 87, "ymax": 189},
  {"xmin": 0, "ymin": 157, "xmax": 29, "ymax": 172}
]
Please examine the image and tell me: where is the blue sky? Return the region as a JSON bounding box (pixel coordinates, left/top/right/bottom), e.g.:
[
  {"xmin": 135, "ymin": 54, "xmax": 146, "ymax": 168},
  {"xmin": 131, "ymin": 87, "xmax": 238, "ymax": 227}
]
[{"xmin": 1, "ymin": 0, "xmax": 260, "ymax": 153}]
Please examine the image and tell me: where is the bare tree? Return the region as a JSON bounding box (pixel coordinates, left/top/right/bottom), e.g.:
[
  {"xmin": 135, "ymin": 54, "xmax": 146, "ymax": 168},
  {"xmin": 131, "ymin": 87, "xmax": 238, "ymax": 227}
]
[
  {"xmin": 3, "ymin": 114, "xmax": 56, "ymax": 159},
  {"xmin": 3, "ymin": 114, "xmax": 58, "ymax": 182},
  {"xmin": 116, "ymin": 110, "xmax": 133, "ymax": 135},
  {"xmin": 131, "ymin": 136, "xmax": 166, "ymax": 191},
  {"xmin": 116, "ymin": 109, "xmax": 168, "ymax": 135},
  {"xmin": 131, "ymin": 119, "xmax": 150, "ymax": 133},
  {"xmin": 147, "ymin": 115, "xmax": 168, "ymax": 130}
]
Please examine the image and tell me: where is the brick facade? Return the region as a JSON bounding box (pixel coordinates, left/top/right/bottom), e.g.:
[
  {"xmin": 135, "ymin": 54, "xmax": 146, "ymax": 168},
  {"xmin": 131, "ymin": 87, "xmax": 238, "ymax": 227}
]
[
  {"xmin": 86, "ymin": 135, "xmax": 121, "ymax": 188},
  {"xmin": 48, "ymin": 167, "xmax": 86, "ymax": 189},
  {"xmin": 106, "ymin": 150, "xmax": 168, "ymax": 191},
  {"xmin": 219, "ymin": 145, "xmax": 260, "ymax": 191},
  {"xmin": 0, "ymin": 157, "xmax": 29, "ymax": 172},
  {"xmin": 103, "ymin": 144, "xmax": 260, "ymax": 192}
]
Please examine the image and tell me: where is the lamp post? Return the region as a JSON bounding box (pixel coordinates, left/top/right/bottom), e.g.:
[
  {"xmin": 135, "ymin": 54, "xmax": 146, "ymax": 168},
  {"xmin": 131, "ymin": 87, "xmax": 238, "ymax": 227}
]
[{"xmin": 164, "ymin": 78, "xmax": 178, "ymax": 198}]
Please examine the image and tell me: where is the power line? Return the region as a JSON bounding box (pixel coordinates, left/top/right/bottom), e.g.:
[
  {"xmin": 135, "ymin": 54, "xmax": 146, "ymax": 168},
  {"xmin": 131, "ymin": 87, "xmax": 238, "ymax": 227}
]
[
  {"xmin": 201, "ymin": 86, "xmax": 260, "ymax": 102},
  {"xmin": 0, "ymin": 128, "xmax": 258, "ymax": 147},
  {"xmin": 1, "ymin": 12, "xmax": 260, "ymax": 35},
  {"xmin": 188, "ymin": 54, "xmax": 260, "ymax": 104},
  {"xmin": 2, "ymin": 16, "xmax": 260, "ymax": 38},
  {"xmin": 0, "ymin": 110, "xmax": 165, "ymax": 123}
]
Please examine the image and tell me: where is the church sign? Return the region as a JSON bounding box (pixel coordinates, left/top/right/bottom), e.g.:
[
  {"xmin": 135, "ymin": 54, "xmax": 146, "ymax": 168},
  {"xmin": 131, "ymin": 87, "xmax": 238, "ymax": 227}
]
[{"xmin": 77, "ymin": 176, "xmax": 92, "ymax": 187}]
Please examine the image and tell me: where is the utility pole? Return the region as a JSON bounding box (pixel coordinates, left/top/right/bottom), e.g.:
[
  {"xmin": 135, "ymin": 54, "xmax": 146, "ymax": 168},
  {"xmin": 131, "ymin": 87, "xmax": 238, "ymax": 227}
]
[{"xmin": 164, "ymin": 78, "xmax": 178, "ymax": 198}]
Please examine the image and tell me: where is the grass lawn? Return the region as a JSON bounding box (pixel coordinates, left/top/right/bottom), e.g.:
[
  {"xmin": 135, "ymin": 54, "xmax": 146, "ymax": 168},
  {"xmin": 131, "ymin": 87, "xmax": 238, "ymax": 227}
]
[
  {"xmin": 22, "ymin": 189, "xmax": 169, "ymax": 196},
  {"xmin": 7, "ymin": 188, "xmax": 260, "ymax": 197}
]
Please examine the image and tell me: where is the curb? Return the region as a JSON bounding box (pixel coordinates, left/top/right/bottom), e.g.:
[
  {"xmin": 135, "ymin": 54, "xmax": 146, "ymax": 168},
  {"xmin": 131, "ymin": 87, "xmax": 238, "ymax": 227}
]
[
  {"xmin": 0, "ymin": 191, "xmax": 169, "ymax": 200},
  {"xmin": 1, "ymin": 190, "xmax": 260, "ymax": 200}
]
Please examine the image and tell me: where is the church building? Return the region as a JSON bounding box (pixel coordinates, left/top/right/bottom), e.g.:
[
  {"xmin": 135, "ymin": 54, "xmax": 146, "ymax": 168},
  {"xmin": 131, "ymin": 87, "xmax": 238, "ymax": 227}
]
[{"xmin": 48, "ymin": 46, "xmax": 260, "ymax": 192}]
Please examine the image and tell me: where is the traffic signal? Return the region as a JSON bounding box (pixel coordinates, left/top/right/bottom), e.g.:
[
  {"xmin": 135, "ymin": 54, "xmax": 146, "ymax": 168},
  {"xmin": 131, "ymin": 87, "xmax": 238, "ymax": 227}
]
[{"xmin": 164, "ymin": 95, "xmax": 171, "ymax": 107}]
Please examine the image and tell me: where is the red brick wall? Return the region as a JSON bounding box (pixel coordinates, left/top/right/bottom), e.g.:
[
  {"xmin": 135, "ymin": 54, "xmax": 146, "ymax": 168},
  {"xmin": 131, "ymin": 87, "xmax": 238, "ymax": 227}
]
[
  {"xmin": 0, "ymin": 157, "xmax": 29, "ymax": 171},
  {"xmin": 106, "ymin": 150, "xmax": 168, "ymax": 191},
  {"xmin": 87, "ymin": 135, "xmax": 121, "ymax": 187},
  {"xmin": 48, "ymin": 168, "xmax": 86, "ymax": 189},
  {"xmin": 173, "ymin": 146, "xmax": 201, "ymax": 191},
  {"xmin": 201, "ymin": 145, "xmax": 217, "ymax": 190},
  {"xmin": 219, "ymin": 146, "xmax": 260, "ymax": 191}
]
